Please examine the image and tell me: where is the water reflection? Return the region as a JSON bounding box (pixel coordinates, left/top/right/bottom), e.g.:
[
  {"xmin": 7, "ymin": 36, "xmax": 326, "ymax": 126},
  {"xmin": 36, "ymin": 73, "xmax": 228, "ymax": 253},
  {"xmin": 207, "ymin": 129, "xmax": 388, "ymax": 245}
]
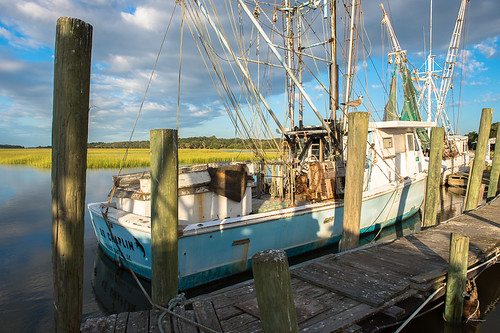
[
  {"xmin": 0, "ymin": 165, "xmax": 147, "ymax": 331},
  {"xmin": 92, "ymin": 247, "xmax": 152, "ymax": 314}
]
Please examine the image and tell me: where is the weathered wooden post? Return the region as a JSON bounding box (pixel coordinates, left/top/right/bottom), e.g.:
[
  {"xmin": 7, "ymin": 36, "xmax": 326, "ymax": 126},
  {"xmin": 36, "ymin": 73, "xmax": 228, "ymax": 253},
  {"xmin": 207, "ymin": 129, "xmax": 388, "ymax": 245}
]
[
  {"xmin": 487, "ymin": 124, "xmax": 500, "ymax": 200},
  {"xmin": 422, "ymin": 127, "xmax": 445, "ymax": 227},
  {"xmin": 340, "ymin": 112, "xmax": 369, "ymax": 252},
  {"xmin": 252, "ymin": 250, "xmax": 298, "ymax": 333},
  {"xmin": 51, "ymin": 17, "xmax": 92, "ymax": 332},
  {"xmin": 465, "ymin": 108, "xmax": 493, "ymax": 211},
  {"xmin": 150, "ymin": 129, "xmax": 179, "ymax": 306},
  {"xmin": 444, "ymin": 233, "xmax": 469, "ymax": 324}
]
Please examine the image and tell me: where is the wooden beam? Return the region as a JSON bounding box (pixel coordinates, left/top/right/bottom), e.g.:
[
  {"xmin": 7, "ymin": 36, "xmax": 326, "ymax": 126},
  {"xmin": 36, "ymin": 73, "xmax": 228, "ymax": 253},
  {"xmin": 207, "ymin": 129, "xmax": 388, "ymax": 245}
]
[
  {"xmin": 487, "ymin": 123, "xmax": 500, "ymax": 200},
  {"xmin": 465, "ymin": 108, "xmax": 493, "ymax": 211},
  {"xmin": 423, "ymin": 127, "xmax": 445, "ymax": 227},
  {"xmin": 252, "ymin": 250, "xmax": 298, "ymax": 333},
  {"xmin": 151, "ymin": 129, "xmax": 179, "ymax": 306},
  {"xmin": 51, "ymin": 17, "xmax": 92, "ymax": 333},
  {"xmin": 444, "ymin": 233, "xmax": 469, "ymax": 324},
  {"xmin": 340, "ymin": 112, "xmax": 369, "ymax": 252}
]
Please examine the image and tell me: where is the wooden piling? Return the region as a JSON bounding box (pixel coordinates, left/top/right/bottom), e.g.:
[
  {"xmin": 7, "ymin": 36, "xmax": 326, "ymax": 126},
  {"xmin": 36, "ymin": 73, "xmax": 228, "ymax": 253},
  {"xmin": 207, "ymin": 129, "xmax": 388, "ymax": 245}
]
[
  {"xmin": 465, "ymin": 108, "xmax": 493, "ymax": 211},
  {"xmin": 487, "ymin": 124, "xmax": 500, "ymax": 200},
  {"xmin": 422, "ymin": 127, "xmax": 445, "ymax": 227},
  {"xmin": 444, "ymin": 233, "xmax": 469, "ymax": 324},
  {"xmin": 252, "ymin": 250, "xmax": 298, "ymax": 333},
  {"xmin": 51, "ymin": 17, "xmax": 92, "ymax": 332},
  {"xmin": 150, "ymin": 129, "xmax": 179, "ymax": 306},
  {"xmin": 340, "ymin": 112, "xmax": 369, "ymax": 252}
]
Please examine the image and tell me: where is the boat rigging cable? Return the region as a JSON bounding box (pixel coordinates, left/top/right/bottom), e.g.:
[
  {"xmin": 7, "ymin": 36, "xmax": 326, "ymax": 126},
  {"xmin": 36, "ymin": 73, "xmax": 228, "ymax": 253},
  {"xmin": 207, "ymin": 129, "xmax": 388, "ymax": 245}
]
[{"xmin": 104, "ymin": 3, "xmax": 179, "ymax": 218}]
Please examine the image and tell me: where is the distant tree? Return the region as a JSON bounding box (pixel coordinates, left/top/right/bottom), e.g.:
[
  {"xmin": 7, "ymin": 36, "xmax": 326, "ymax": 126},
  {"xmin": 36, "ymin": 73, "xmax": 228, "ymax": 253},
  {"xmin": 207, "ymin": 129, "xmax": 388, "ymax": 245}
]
[
  {"xmin": 466, "ymin": 131, "xmax": 478, "ymax": 150},
  {"xmin": 490, "ymin": 122, "xmax": 499, "ymax": 139},
  {"xmin": 0, "ymin": 144, "xmax": 24, "ymax": 148}
]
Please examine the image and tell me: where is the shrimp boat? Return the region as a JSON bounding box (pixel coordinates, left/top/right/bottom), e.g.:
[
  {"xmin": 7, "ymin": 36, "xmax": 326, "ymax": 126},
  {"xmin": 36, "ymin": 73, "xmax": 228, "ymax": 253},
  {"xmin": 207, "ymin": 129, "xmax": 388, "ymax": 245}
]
[
  {"xmin": 380, "ymin": 0, "xmax": 471, "ymax": 183},
  {"xmin": 89, "ymin": 0, "xmax": 430, "ymax": 290}
]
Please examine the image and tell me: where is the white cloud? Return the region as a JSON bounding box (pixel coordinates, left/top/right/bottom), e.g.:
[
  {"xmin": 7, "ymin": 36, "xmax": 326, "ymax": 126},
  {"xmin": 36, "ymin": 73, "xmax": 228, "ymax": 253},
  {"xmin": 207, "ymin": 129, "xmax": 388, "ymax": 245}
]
[
  {"xmin": 456, "ymin": 50, "xmax": 487, "ymax": 74},
  {"xmin": 121, "ymin": 6, "xmax": 166, "ymax": 31},
  {"xmin": 480, "ymin": 92, "xmax": 500, "ymax": 103},
  {"xmin": 0, "ymin": 60, "xmax": 24, "ymax": 72},
  {"xmin": 473, "ymin": 36, "xmax": 498, "ymax": 58},
  {"xmin": 16, "ymin": 1, "xmax": 62, "ymax": 22},
  {"xmin": 0, "ymin": 26, "xmax": 12, "ymax": 39}
]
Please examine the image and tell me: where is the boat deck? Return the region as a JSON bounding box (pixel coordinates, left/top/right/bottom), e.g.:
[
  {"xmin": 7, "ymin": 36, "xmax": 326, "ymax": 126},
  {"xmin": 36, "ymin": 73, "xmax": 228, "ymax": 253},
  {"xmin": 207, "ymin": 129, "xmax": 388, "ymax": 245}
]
[{"xmin": 81, "ymin": 197, "xmax": 500, "ymax": 332}]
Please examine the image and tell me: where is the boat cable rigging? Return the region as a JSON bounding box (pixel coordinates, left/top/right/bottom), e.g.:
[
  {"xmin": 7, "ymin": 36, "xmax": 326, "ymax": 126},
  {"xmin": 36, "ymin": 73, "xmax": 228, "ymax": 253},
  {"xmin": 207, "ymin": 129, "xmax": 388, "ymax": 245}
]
[{"xmin": 104, "ymin": 3, "xmax": 180, "ymax": 218}]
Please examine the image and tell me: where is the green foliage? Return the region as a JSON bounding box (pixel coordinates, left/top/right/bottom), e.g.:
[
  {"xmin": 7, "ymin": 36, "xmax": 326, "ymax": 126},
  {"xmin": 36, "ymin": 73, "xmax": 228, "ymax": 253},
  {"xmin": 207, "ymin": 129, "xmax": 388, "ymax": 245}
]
[
  {"xmin": 466, "ymin": 131, "xmax": 478, "ymax": 149},
  {"xmin": 490, "ymin": 122, "xmax": 499, "ymax": 139},
  {"xmin": 0, "ymin": 144, "xmax": 24, "ymax": 149},
  {"xmin": 88, "ymin": 136, "xmax": 277, "ymax": 150}
]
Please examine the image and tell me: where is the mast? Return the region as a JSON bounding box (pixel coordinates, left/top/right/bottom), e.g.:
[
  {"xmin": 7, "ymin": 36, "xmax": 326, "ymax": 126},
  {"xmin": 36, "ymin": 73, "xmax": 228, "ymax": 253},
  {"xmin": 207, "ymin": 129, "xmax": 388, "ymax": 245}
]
[
  {"xmin": 416, "ymin": 0, "xmax": 469, "ymax": 136},
  {"xmin": 435, "ymin": 0, "xmax": 469, "ymax": 135},
  {"xmin": 329, "ymin": 0, "xmax": 339, "ymax": 148},
  {"xmin": 237, "ymin": 0, "xmax": 333, "ymax": 136},
  {"xmin": 342, "ymin": 0, "xmax": 358, "ymax": 132},
  {"xmin": 284, "ymin": 0, "xmax": 295, "ymax": 128},
  {"xmin": 426, "ymin": 0, "xmax": 433, "ymax": 126},
  {"xmin": 297, "ymin": 8, "xmax": 303, "ymax": 129}
]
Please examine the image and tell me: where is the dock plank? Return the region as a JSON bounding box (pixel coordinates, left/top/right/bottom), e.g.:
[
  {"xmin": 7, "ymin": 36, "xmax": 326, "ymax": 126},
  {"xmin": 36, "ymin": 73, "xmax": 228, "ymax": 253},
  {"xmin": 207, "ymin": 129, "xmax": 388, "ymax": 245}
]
[
  {"xmin": 193, "ymin": 301, "xmax": 223, "ymax": 332},
  {"xmin": 126, "ymin": 311, "xmax": 149, "ymax": 333},
  {"xmin": 172, "ymin": 306, "xmax": 197, "ymax": 333}
]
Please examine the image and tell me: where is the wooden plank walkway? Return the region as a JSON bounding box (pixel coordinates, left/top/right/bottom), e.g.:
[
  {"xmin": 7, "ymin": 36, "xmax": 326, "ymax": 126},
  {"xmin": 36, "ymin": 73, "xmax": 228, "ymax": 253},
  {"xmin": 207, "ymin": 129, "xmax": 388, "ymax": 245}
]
[{"xmin": 81, "ymin": 198, "xmax": 500, "ymax": 332}]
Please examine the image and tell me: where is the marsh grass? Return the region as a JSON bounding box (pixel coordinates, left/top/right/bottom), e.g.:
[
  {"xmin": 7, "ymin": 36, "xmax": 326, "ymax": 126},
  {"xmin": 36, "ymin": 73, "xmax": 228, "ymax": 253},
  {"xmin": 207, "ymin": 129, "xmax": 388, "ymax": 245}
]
[{"xmin": 0, "ymin": 148, "xmax": 277, "ymax": 169}]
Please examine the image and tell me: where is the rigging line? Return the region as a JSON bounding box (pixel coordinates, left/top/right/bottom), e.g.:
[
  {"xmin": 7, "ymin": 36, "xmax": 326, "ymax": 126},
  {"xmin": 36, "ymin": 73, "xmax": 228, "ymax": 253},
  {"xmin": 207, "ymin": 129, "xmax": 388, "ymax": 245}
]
[
  {"xmin": 194, "ymin": 0, "xmax": 283, "ymax": 151},
  {"xmin": 183, "ymin": 4, "xmax": 245, "ymax": 138},
  {"xmin": 457, "ymin": 0, "xmax": 471, "ymax": 135},
  {"xmin": 359, "ymin": 5, "xmax": 373, "ymax": 118},
  {"xmin": 99, "ymin": 209, "xmax": 220, "ymax": 333},
  {"xmin": 177, "ymin": 3, "xmax": 185, "ymax": 131},
  {"xmin": 117, "ymin": 3, "xmax": 178, "ymax": 176},
  {"xmin": 228, "ymin": 0, "xmax": 274, "ymax": 148},
  {"xmin": 241, "ymin": 0, "xmax": 318, "ymax": 41},
  {"xmin": 185, "ymin": 1, "xmax": 277, "ymax": 154}
]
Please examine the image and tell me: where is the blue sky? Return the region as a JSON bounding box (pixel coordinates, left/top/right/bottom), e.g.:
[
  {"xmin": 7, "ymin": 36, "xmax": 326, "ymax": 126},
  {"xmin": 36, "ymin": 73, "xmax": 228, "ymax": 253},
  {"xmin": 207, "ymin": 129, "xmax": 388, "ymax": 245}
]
[{"xmin": 0, "ymin": 0, "xmax": 499, "ymax": 147}]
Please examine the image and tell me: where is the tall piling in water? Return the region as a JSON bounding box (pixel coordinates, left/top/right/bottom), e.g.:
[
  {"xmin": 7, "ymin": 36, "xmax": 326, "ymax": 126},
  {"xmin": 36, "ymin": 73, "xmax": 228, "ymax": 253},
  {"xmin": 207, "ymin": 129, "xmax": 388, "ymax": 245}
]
[
  {"xmin": 465, "ymin": 108, "xmax": 493, "ymax": 211},
  {"xmin": 423, "ymin": 127, "xmax": 445, "ymax": 227},
  {"xmin": 487, "ymin": 124, "xmax": 500, "ymax": 200},
  {"xmin": 51, "ymin": 17, "xmax": 92, "ymax": 332},
  {"xmin": 150, "ymin": 129, "xmax": 179, "ymax": 306},
  {"xmin": 340, "ymin": 112, "xmax": 369, "ymax": 252},
  {"xmin": 252, "ymin": 250, "xmax": 298, "ymax": 333}
]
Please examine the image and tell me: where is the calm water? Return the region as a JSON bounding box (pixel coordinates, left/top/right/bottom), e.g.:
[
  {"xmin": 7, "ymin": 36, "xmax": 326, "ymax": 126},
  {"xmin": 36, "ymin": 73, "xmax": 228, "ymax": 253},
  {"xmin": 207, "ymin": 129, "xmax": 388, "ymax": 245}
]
[{"xmin": 0, "ymin": 165, "xmax": 498, "ymax": 332}]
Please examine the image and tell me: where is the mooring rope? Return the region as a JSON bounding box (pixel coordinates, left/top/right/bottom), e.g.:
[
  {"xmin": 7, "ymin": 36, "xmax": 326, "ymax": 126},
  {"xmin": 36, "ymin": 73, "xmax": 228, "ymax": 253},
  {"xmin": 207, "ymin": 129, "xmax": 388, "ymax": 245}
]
[{"xmin": 99, "ymin": 206, "xmax": 220, "ymax": 332}]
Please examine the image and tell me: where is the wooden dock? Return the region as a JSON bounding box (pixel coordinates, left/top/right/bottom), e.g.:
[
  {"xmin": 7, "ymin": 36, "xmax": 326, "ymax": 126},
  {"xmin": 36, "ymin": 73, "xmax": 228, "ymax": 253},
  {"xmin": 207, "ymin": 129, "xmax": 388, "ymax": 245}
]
[{"xmin": 81, "ymin": 197, "xmax": 500, "ymax": 332}]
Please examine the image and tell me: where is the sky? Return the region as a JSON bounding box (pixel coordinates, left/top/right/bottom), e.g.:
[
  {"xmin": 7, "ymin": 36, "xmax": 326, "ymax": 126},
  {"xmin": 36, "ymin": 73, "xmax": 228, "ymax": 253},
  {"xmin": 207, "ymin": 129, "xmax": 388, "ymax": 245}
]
[{"xmin": 0, "ymin": 0, "xmax": 499, "ymax": 147}]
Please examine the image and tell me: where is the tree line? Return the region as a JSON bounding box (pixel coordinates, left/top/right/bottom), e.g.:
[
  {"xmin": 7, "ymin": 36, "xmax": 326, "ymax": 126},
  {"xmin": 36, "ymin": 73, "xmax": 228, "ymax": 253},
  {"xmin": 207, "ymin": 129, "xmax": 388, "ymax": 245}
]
[
  {"xmin": 466, "ymin": 122, "xmax": 498, "ymax": 149},
  {"xmin": 88, "ymin": 136, "xmax": 277, "ymax": 150}
]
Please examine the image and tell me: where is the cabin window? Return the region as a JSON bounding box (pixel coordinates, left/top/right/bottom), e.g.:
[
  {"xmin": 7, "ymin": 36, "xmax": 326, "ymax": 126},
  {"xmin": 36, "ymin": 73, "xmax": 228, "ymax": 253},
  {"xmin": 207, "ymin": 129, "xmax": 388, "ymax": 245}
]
[
  {"xmin": 407, "ymin": 134, "xmax": 415, "ymax": 151},
  {"xmin": 383, "ymin": 137, "xmax": 393, "ymax": 149},
  {"xmin": 395, "ymin": 135, "xmax": 406, "ymax": 153}
]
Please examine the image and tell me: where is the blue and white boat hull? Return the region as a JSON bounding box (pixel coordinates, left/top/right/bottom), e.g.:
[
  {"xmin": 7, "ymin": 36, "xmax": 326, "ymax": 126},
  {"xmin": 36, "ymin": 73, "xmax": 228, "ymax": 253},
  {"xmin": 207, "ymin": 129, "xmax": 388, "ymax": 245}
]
[{"xmin": 88, "ymin": 174, "xmax": 425, "ymax": 290}]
